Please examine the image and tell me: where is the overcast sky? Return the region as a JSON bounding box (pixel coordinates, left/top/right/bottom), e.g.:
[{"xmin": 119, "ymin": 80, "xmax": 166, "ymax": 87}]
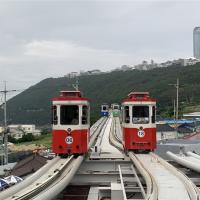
[{"xmin": 0, "ymin": 0, "xmax": 200, "ymax": 99}]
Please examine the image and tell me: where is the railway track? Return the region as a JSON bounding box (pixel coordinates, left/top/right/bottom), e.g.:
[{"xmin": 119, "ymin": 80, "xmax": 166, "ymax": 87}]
[
  {"xmin": 109, "ymin": 117, "xmax": 123, "ymax": 151},
  {"xmin": 1, "ymin": 117, "xmax": 108, "ymax": 200},
  {"xmin": 109, "ymin": 116, "xmax": 200, "ymax": 200}
]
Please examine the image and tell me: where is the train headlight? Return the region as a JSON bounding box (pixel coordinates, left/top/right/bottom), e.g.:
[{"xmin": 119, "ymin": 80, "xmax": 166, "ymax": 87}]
[{"xmin": 67, "ymin": 128, "xmax": 72, "ymax": 132}]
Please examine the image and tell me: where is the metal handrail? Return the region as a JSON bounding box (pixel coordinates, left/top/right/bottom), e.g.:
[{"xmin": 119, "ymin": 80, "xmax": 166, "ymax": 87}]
[{"xmin": 118, "ymin": 165, "xmax": 127, "ymax": 200}]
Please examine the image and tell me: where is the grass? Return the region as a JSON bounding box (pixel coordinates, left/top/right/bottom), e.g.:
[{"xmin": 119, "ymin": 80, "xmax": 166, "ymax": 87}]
[
  {"xmin": 15, "ymin": 133, "xmax": 52, "ymax": 148},
  {"xmin": 34, "ymin": 133, "xmax": 52, "ymax": 148},
  {"xmin": 183, "ymin": 105, "xmax": 200, "ymax": 113}
]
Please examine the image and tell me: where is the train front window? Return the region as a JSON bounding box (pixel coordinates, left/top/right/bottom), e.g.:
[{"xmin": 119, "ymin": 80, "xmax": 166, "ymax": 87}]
[
  {"xmin": 52, "ymin": 105, "xmax": 58, "ymax": 125},
  {"xmin": 102, "ymin": 106, "xmax": 107, "ymax": 111},
  {"xmin": 82, "ymin": 105, "xmax": 88, "ymax": 125},
  {"xmin": 114, "ymin": 105, "xmax": 119, "ymax": 110},
  {"xmin": 132, "ymin": 106, "xmax": 149, "ymax": 124},
  {"xmin": 60, "ymin": 105, "xmax": 79, "ymax": 125}
]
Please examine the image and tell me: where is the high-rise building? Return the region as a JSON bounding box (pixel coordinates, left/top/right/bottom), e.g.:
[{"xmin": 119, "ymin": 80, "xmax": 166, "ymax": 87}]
[{"xmin": 193, "ymin": 27, "xmax": 200, "ymax": 59}]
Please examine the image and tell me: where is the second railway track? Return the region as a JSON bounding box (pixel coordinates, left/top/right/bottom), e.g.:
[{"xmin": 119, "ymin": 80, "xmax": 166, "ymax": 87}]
[{"xmin": 109, "ymin": 116, "xmax": 200, "ymax": 200}]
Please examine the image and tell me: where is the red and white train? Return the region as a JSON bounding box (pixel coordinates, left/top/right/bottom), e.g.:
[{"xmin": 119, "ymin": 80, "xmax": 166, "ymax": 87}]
[
  {"xmin": 122, "ymin": 92, "xmax": 156, "ymax": 152},
  {"xmin": 52, "ymin": 90, "xmax": 90, "ymax": 155}
]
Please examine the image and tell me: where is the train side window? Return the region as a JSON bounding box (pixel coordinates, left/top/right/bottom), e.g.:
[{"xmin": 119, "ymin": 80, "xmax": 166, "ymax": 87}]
[
  {"xmin": 152, "ymin": 106, "xmax": 156, "ymax": 123},
  {"xmin": 82, "ymin": 105, "xmax": 88, "ymax": 125},
  {"xmin": 52, "ymin": 105, "xmax": 58, "ymax": 125},
  {"xmin": 132, "ymin": 106, "xmax": 149, "ymax": 124},
  {"xmin": 60, "ymin": 105, "xmax": 79, "ymax": 125},
  {"xmin": 124, "ymin": 106, "xmax": 130, "ymax": 123}
]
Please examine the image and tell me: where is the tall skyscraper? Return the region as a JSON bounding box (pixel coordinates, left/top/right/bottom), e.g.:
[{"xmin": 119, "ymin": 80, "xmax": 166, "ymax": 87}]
[{"xmin": 193, "ymin": 27, "xmax": 200, "ymax": 59}]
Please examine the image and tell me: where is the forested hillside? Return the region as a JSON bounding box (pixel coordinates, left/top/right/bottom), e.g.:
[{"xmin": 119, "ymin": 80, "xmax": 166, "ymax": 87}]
[{"xmin": 1, "ymin": 63, "xmax": 200, "ymax": 126}]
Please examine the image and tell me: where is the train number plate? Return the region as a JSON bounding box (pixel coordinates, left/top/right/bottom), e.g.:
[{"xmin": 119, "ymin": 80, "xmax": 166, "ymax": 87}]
[
  {"xmin": 138, "ymin": 130, "xmax": 145, "ymax": 138},
  {"xmin": 65, "ymin": 136, "xmax": 73, "ymax": 144}
]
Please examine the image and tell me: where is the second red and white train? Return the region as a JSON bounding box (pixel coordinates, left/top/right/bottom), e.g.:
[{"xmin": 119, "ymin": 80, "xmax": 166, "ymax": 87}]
[{"xmin": 122, "ymin": 92, "xmax": 156, "ymax": 152}]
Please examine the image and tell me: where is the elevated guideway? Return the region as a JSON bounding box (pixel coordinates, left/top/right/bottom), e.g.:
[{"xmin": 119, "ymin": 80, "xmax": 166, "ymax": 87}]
[
  {"xmin": 90, "ymin": 116, "xmax": 124, "ymax": 159},
  {"xmin": 110, "ymin": 115, "xmax": 199, "ymax": 200},
  {"xmin": 134, "ymin": 153, "xmax": 198, "ymax": 200},
  {"xmin": 1, "ymin": 117, "xmax": 107, "ymax": 200},
  {"xmin": 110, "ymin": 116, "xmax": 158, "ymax": 199},
  {"xmin": 2, "ymin": 115, "xmax": 200, "ymax": 200}
]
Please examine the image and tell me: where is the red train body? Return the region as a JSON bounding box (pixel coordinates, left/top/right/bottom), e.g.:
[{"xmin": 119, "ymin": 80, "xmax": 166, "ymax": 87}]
[
  {"xmin": 52, "ymin": 90, "xmax": 90, "ymax": 155},
  {"xmin": 122, "ymin": 92, "xmax": 156, "ymax": 152}
]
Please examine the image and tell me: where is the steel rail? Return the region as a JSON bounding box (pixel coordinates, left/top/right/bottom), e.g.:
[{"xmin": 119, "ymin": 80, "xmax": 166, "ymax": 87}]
[
  {"xmin": 154, "ymin": 152, "xmax": 200, "ymax": 200},
  {"xmin": 10, "ymin": 156, "xmax": 74, "ymax": 200},
  {"xmin": 32, "ymin": 117, "xmax": 108, "ymax": 200},
  {"xmin": 113, "ymin": 117, "xmax": 121, "ymax": 143},
  {"xmin": 109, "ymin": 117, "xmax": 158, "ymax": 200},
  {"xmin": 0, "ymin": 156, "xmax": 60, "ymax": 199},
  {"xmin": 129, "ymin": 152, "xmax": 158, "ymax": 200},
  {"xmin": 91, "ymin": 117, "xmax": 110, "ymax": 153},
  {"xmin": 109, "ymin": 117, "xmax": 123, "ymax": 151},
  {"xmin": 32, "ymin": 156, "xmax": 83, "ymax": 200},
  {"xmin": 115, "ymin": 117, "xmax": 123, "ymax": 142}
]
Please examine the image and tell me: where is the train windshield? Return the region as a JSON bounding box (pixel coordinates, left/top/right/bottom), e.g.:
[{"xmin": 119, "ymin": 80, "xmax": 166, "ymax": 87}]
[
  {"xmin": 132, "ymin": 106, "xmax": 149, "ymax": 124},
  {"xmin": 102, "ymin": 106, "xmax": 108, "ymax": 111},
  {"xmin": 113, "ymin": 105, "xmax": 119, "ymax": 110},
  {"xmin": 60, "ymin": 105, "xmax": 79, "ymax": 125}
]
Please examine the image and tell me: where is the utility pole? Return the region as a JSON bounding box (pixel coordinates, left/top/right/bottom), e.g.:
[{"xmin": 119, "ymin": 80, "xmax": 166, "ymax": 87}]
[
  {"xmin": 176, "ymin": 78, "xmax": 179, "ymax": 122},
  {"xmin": 173, "ymin": 99, "xmax": 176, "ymax": 122},
  {"xmin": 169, "ymin": 78, "xmax": 179, "ymax": 121},
  {"xmin": 0, "ymin": 81, "xmax": 17, "ymax": 165},
  {"xmin": 169, "ymin": 78, "xmax": 179, "ymax": 138}
]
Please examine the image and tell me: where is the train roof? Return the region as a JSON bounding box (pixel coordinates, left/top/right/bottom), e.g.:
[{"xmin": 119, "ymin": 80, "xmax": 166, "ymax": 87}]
[
  {"xmin": 52, "ymin": 90, "xmax": 89, "ymax": 101},
  {"xmin": 101, "ymin": 103, "xmax": 109, "ymax": 106},
  {"xmin": 122, "ymin": 91, "xmax": 156, "ymax": 103}
]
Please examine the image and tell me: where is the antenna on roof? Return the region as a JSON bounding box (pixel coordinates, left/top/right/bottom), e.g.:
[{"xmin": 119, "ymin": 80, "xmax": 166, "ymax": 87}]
[{"xmin": 72, "ymin": 77, "xmax": 79, "ymax": 91}]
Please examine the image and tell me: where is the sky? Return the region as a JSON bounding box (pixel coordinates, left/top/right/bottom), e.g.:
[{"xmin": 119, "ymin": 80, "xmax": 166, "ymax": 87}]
[{"xmin": 0, "ymin": 0, "xmax": 200, "ymax": 99}]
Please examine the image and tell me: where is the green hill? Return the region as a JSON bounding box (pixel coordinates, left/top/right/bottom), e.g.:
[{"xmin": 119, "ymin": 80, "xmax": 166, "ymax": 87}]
[{"xmin": 1, "ymin": 63, "xmax": 200, "ymax": 126}]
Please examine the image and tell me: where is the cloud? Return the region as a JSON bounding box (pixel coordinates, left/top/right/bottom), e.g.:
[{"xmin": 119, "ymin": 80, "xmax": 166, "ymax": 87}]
[
  {"xmin": 0, "ymin": 0, "xmax": 200, "ymax": 95},
  {"xmin": 23, "ymin": 40, "xmax": 132, "ymax": 62}
]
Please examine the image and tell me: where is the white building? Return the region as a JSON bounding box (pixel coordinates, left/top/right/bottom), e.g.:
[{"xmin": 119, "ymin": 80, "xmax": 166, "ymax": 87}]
[
  {"xmin": 156, "ymin": 123, "xmax": 177, "ymax": 141},
  {"xmin": 8, "ymin": 124, "xmax": 41, "ymax": 140},
  {"xmin": 65, "ymin": 72, "xmax": 79, "ymax": 78},
  {"xmin": 194, "ymin": 27, "xmax": 200, "ymax": 59}
]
